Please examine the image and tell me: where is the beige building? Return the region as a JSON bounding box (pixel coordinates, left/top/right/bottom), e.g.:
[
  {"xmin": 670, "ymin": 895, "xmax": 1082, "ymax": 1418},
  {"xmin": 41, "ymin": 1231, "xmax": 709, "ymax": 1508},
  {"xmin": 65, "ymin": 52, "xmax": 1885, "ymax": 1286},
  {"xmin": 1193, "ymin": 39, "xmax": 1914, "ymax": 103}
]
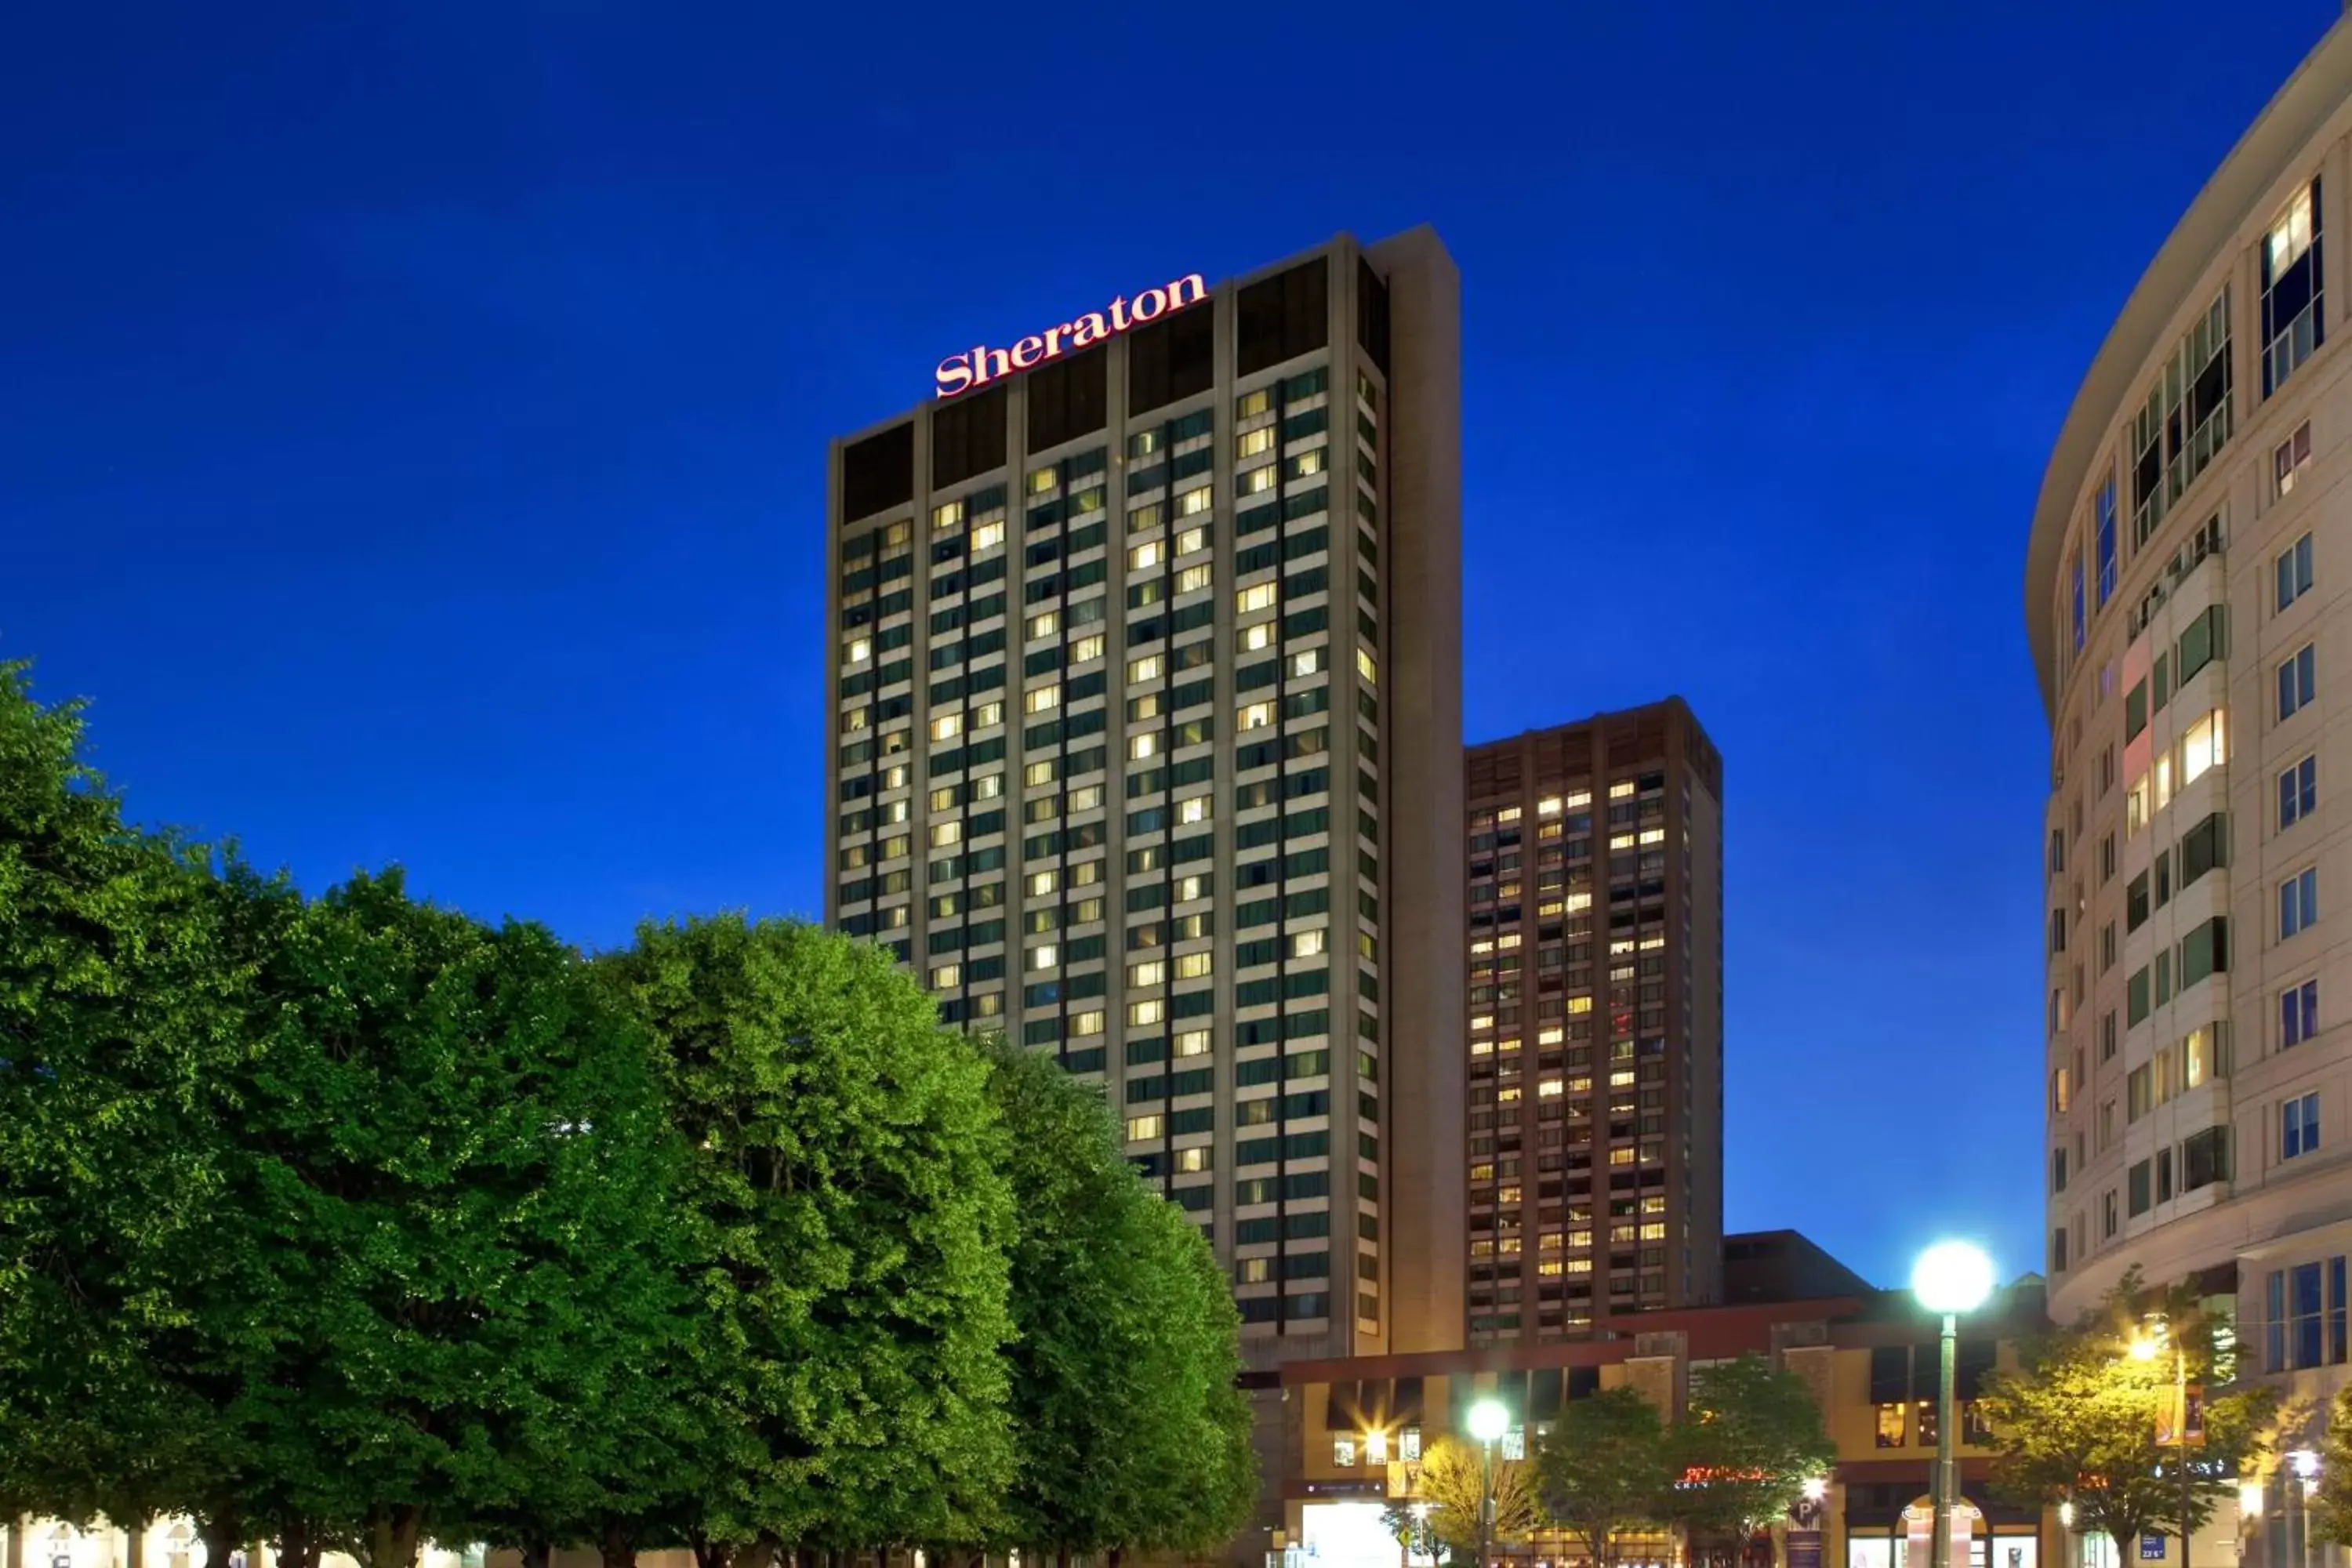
[
  {"xmin": 822, "ymin": 230, "xmax": 1468, "ymax": 1386},
  {"xmin": 2027, "ymin": 13, "xmax": 2352, "ymax": 1555}
]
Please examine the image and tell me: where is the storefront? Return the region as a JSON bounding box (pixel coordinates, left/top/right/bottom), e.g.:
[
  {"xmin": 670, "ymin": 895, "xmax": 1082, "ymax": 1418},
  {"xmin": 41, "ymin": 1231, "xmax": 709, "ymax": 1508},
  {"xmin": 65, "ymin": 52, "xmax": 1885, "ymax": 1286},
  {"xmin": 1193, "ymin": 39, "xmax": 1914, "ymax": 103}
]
[{"xmin": 1843, "ymin": 1491, "xmax": 2041, "ymax": 1568}]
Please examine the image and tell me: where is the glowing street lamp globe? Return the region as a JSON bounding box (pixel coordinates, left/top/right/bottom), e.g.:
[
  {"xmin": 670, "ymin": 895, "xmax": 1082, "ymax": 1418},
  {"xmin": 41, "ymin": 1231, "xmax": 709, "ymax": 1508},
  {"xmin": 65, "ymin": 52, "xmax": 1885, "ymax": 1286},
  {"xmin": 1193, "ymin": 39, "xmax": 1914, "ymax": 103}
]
[
  {"xmin": 1911, "ymin": 1241, "xmax": 1996, "ymax": 1316},
  {"xmin": 1467, "ymin": 1397, "xmax": 1511, "ymax": 1443}
]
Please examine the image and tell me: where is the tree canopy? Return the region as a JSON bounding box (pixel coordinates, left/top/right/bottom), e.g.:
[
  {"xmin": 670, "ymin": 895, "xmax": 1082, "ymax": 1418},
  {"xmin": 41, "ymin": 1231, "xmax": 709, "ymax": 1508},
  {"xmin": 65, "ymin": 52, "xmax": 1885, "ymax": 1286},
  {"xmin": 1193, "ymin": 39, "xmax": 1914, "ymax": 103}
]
[
  {"xmin": 1534, "ymin": 1386, "xmax": 1671, "ymax": 1566},
  {"xmin": 1661, "ymin": 1354, "xmax": 1835, "ymax": 1548},
  {"xmin": 0, "ymin": 660, "xmax": 1250, "ymax": 1568},
  {"xmin": 1979, "ymin": 1270, "xmax": 2282, "ymax": 1561}
]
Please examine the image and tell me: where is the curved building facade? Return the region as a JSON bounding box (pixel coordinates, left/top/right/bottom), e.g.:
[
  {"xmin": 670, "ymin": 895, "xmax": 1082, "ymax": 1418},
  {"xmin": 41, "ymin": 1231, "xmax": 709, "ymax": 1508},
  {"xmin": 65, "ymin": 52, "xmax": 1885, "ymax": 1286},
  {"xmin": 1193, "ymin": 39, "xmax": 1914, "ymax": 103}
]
[{"xmin": 2028, "ymin": 13, "xmax": 2352, "ymax": 1497}]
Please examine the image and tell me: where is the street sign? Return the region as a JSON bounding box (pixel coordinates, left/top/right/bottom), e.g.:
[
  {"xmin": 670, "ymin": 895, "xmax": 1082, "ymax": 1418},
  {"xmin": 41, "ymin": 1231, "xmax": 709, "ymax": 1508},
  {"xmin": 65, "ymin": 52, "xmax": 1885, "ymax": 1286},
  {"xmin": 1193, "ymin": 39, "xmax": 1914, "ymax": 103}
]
[{"xmin": 2141, "ymin": 1535, "xmax": 2168, "ymax": 1560}]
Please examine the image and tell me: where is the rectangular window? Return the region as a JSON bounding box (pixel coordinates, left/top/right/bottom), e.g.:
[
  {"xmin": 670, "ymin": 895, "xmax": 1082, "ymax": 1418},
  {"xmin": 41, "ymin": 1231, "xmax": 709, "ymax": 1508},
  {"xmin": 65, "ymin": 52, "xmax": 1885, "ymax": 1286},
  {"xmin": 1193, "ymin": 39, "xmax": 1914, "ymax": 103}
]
[
  {"xmin": 2283, "ymin": 755, "xmax": 2319, "ymax": 829},
  {"xmin": 2282, "ymin": 867, "xmax": 2320, "ymax": 939},
  {"xmin": 2263, "ymin": 177, "xmax": 2325, "ymax": 398},
  {"xmin": 2285, "ymin": 979, "xmax": 2321, "ymax": 1048},
  {"xmin": 2269, "ymin": 1269, "xmax": 2288, "ymax": 1371},
  {"xmin": 2071, "ymin": 546, "xmax": 2087, "ymax": 652},
  {"xmin": 2284, "ymin": 1091, "xmax": 2321, "ymax": 1160},
  {"xmin": 2280, "ymin": 643, "xmax": 2317, "ymax": 720},
  {"xmin": 2130, "ymin": 290, "xmax": 2232, "ymax": 545},
  {"xmin": 2296, "ymin": 1261, "xmax": 2327, "ymax": 1368},
  {"xmin": 2280, "ymin": 532, "xmax": 2317, "ymax": 612},
  {"xmin": 2277, "ymin": 423, "xmax": 2317, "ymax": 497},
  {"xmin": 2096, "ymin": 480, "xmax": 2118, "ymax": 607}
]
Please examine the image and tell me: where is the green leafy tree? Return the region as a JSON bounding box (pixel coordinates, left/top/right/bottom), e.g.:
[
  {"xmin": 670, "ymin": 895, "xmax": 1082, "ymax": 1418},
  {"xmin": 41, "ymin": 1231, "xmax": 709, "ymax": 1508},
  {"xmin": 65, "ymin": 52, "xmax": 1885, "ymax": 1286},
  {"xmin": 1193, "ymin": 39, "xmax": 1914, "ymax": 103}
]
[
  {"xmin": 190, "ymin": 871, "xmax": 691, "ymax": 1568},
  {"xmin": 1534, "ymin": 1387, "xmax": 1671, "ymax": 1567},
  {"xmin": 599, "ymin": 917, "xmax": 1014, "ymax": 1562},
  {"xmin": 981, "ymin": 1040, "xmax": 1253, "ymax": 1566},
  {"xmin": 2307, "ymin": 1385, "xmax": 2352, "ymax": 1547},
  {"xmin": 1412, "ymin": 1436, "xmax": 1541, "ymax": 1565},
  {"xmin": 1662, "ymin": 1353, "xmax": 1835, "ymax": 1558},
  {"xmin": 1980, "ymin": 1270, "xmax": 2281, "ymax": 1567},
  {"xmin": 0, "ymin": 661, "xmax": 262, "ymax": 1555}
]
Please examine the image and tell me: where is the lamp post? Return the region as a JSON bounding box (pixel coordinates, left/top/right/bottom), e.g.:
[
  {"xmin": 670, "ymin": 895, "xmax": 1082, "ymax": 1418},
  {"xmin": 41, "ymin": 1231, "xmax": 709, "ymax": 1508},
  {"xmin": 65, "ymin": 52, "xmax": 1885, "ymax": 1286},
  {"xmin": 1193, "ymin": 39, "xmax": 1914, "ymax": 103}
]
[
  {"xmin": 1912, "ymin": 1242, "xmax": 1998, "ymax": 1568},
  {"xmin": 2131, "ymin": 1319, "xmax": 2192, "ymax": 1568},
  {"xmin": 1468, "ymin": 1396, "xmax": 1511, "ymax": 1568}
]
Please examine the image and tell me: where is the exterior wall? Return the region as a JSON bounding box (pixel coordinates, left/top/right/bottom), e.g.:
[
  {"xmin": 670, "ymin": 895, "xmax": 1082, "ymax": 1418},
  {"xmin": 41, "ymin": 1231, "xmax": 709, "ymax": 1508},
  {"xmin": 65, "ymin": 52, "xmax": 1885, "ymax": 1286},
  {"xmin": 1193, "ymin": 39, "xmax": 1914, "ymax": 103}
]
[
  {"xmin": 2023, "ymin": 15, "xmax": 2352, "ymax": 1439},
  {"xmin": 1461, "ymin": 702, "xmax": 1726, "ymax": 1345}
]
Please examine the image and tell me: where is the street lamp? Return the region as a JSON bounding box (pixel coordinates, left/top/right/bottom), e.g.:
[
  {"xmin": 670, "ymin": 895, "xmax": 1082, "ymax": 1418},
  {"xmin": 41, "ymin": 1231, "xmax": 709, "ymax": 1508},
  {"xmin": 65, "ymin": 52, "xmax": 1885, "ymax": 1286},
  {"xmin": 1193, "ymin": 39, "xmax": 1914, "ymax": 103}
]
[
  {"xmin": 1468, "ymin": 1396, "xmax": 1511, "ymax": 1568},
  {"xmin": 1913, "ymin": 1242, "xmax": 1997, "ymax": 1568}
]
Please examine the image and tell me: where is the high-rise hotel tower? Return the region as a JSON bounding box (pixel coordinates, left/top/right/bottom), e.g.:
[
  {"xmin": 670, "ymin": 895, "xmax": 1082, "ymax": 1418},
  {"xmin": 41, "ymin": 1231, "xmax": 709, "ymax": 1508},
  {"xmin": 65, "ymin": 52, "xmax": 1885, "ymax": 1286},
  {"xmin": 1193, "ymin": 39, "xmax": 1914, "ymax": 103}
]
[{"xmin": 824, "ymin": 230, "xmax": 1466, "ymax": 1365}]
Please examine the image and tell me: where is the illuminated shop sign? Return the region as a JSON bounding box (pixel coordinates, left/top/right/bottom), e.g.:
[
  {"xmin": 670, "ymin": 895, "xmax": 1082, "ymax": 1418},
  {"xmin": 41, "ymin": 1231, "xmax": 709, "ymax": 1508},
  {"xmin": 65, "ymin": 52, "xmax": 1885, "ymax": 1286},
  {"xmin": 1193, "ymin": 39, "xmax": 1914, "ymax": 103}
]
[{"xmin": 935, "ymin": 273, "xmax": 1207, "ymax": 398}]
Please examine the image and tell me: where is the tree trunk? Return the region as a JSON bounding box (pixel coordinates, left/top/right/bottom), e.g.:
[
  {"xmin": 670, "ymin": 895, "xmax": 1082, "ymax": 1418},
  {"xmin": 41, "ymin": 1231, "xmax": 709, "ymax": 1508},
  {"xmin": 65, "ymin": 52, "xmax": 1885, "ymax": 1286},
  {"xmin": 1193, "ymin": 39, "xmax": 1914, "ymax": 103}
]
[
  {"xmin": 198, "ymin": 1513, "xmax": 245, "ymax": 1568},
  {"xmin": 689, "ymin": 1537, "xmax": 731, "ymax": 1568},
  {"xmin": 738, "ymin": 1539, "xmax": 776, "ymax": 1568},
  {"xmin": 126, "ymin": 1521, "xmax": 147, "ymax": 1568},
  {"xmin": 601, "ymin": 1523, "xmax": 636, "ymax": 1568},
  {"xmin": 367, "ymin": 1508, "xmax": 423, "ymax": 1568},
  {"xmin": 521, "ymin": 1541, "xmax": 552, "ymax": 1568}
]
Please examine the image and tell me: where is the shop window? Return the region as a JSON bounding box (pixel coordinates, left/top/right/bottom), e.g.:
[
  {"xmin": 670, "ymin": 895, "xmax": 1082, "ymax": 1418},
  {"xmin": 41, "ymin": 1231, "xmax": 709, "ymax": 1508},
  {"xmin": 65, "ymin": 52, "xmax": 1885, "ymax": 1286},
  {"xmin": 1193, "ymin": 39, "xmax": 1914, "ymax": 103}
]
[{"xmin": 1875, "ymin": 1403, "xmax": 1906, "ymax": 1447}]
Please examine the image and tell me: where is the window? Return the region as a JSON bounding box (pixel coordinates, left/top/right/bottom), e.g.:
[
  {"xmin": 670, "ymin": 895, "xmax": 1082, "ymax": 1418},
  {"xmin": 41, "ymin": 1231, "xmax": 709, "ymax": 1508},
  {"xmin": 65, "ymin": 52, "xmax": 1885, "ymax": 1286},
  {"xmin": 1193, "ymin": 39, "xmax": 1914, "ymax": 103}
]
[
  {"xmin": 2282, "ymin": 867, "xmax": 2320, "ymax": 939},
  {"xmin": 2284, "ymin": 1091, "xmax": 2321, "ymax": 1160},
  {"xmin": 1127, "ymin": 1114, "xmax": 1163, "ymax": 1142},
  {"xmin": 2283, "ymin": 755, "xmax": 2319, "ymax": 829},
  {"xmin": 1130, "ymin": 960, "xmax": 1166, "ymax": 988},
  {"xmin": 1240, "ymin": 701, "xmax": 1276, "ymax": 731},
  {"xmin": 971, "ymin": 519, "xmax": 1005, "ymax": 551},
  {"xmin": 2263, "ymin": 177, "xmax": 2325, "ymax": 397},
  {"xmin": 2096, "ymin": 480, "xmax": 2118, "ymax": 607},
  {"xmin": 2276, "ymin": 422, "xmax": 2315, "ymax": 496},
  {"xmin": 1029, "ymin": 942, "xmax": 1058, "ymax": 971},
  {"xmin": 2280, "ymin": 644, "xmax": 2317, "ymax": 720},
  {"xmin": 2280, "ymin": 533, "xmax": 2316, "ymax": 612},
  {"xmin": 1024, "ymin": 684, "xmax": 1060, "ymax": 714},
  {"xmin": 1129, "ymin": 540, "xmax": 1163, "ymax": 572},
  {"xmin": 1237, "ymin": 583, "xmax": 1277, "ymax": 614},
  {"xmin": 1070, "ymin": 633, "xmax": 1104, "ymax": 663},
  {"xmin": 2129, "ymin": 292, "xmax": 2232, "ymax": 545},
  {"xmin": 1332, "ymin": 1437, "xmax": 1356, "ymax": 1468},
  {"xmin": 1240, "ymin": 621, "xmax": 1274, "ymax": 652},
  {"xmin": 1177, "ymin": 563, "xmax": 1213, "ymax": 593},
  {"xmin": 2285, "ymin": 979, "xmax": 2321, "ymax": 1048},
  {"xmin": 1240, "ymin": 426, "xmax": 1275, "ymax": 458},
  {"xmin": 1290, "ymin": 648, "xmax": 1322, "ymax": 678}
]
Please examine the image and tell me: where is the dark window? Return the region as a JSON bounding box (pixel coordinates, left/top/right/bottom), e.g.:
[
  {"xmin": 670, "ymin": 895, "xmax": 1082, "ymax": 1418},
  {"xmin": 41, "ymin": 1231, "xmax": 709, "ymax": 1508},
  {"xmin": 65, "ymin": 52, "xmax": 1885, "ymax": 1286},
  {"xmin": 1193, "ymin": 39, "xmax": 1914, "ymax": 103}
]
[
  {"xmin": 842, "ymin": 422, "xmax": 914, "ymax": 521},
  {"xmin": 1128, "ymin": 299, "xmax": 1217, "ymax": 416},
  {"xmin": 1026, "ymin": 345, "xmax": 1107, "ymax": 454},
  {"xmin": 931, "ymin": 384, "xmax": 1007, "ymax": 490},
  {"xmin": 1356, "ymin": 256, "xmax": 1390, "ymax": 375},
  {"xmin": 1236, "ymin": 256, "xmax": 1330, "ymax": 376}
]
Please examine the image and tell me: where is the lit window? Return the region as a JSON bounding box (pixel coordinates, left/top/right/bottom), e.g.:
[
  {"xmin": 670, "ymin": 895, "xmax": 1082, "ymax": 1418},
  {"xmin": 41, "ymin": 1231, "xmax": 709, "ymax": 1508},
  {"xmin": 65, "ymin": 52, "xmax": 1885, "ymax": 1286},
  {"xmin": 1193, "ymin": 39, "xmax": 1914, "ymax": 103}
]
[
  {"xmin": 1240, "ymin": 621, "xmax": 1276, "ymax": 652},
  {"xmin": 1565, "ymin": 789, "xmax": 1591, "ymax": 808},
  {"xmin": 1027, "ymin": 610, "xmax": 1058, "ymax": 640},
  {"xmin": 1177, "ymin": 564, "xmax": 1213, "ymax": 593},
  {"xmin": 1177, "ymin": 873, "xmax": 1209, "ymax": 902},
  {"xmin": 1537, "ymin": 796, "xmax": 1560, "ymax": 816},
  {"xmin": 928, "ymin": 786, "xmax": 956, "ymax": 811},
  {"xmin": 930, "ymin": 713, "xmax": 962, "ymax": 741},
  {"xmin": 930, "ymin": 822, "xmax": 962, "ymax": 848},
  {"xmin": 1609, "ymin": 781, "xmax": 1635, "ymax": 800},
  {"xmin": 1538, "ymin": 1078, "xmax": 1564, "ymax": 1098},
  {"xmin": 1609, "ymin": 1147, "xmax": 1635, "ymax": 1166},
  {"xmin": 1130, "ymin": 998, "xmax": 1165, "ymax": 1025},
  {"xmin": 1609, "ymin": 833, "xmax": 1635, "ymax": 851},
  {"xmin": 1129, "ymin": 654, "xmax": 1163, "ymax": 684},
  {"xmin": 971, "ymin": 772, "xmax": 1002, "ymax": 800},
  {"xmin": 1240, "ymin": 426, "xmax": 1276, "ymax": 457},
  {"xmin": 1025, "ymin": 760, "xmax": 1057, "ymax": 786},
  {"xmin": 1029, "ymin": 467, "xmax": 1057, "ymax": 495},
  {"xmin": 931, "ymin": 499, "xmax": 965, "ymax": 533},
  {"xmin": 2276, "ymin": 423, "xmax": 2315, "ymax": 496},
  {"xmin": 1025, "ymin": 684, "xmax": 1061, "ymax": 714},
  {"xmin": 1294, "ymin": 448, "xmax": 1325, "ymax": 477},
  {"xmin": 1291, "ymin": 648, "xmax": 1323, "ymax": 677},
  {"xmin": 1358, "ymin": 648, "xmax": 1377, "ymax": 684},
  {"xmin": 1241, "ymin": 701, "xmax": 1276, "ymax": 730},
  {"xmin": 1537, "ymin": 1027, "xmax": 1563, "ymax": 1046},
  {"xmin": 1177, "ymin": 526, "xmax": 1207, "ymax": 555},
  {"xmin": 1639, "ymin": 827, "xmax": 1665, "ymax": 846},
  {"xmin": 1131, "ymin": 733, "xmax": 1159, "ymax": 760},
  {"xmin": 1131, "ymin": 960, "xmax": 1167, "ymax": 987},
  {"xmin": 1293, "ymin": 928, "xmax": 1326, "ymax": 958},
  {"xmin": 1176, "ymin": 952, "xmax": 1213, "ymax": 979},
  {"xmin": 1029, "ymin": 869, "xmax": 1058, "ymax": 897},
  {"xmin": 1130, "ymin": 540, "xmax": 1163, "ymax": 572},
  {"xmin": 1178, "ymin": 488, "xmax": 1213, "ymax": 517},
  {"xmin": 842, "ymin": 706, "xmax": 871, "ymax": 733},
  {"xmin": 847, "ymin": 637, "xmax": 872, "ymax": 663},
  {"xmin": 1175, "ymin": 1029, "xmax": 1212, "ymax": 1057},
  {"xmin": 1029, "ymin": 943, "xmax": 1058, "ymax": 971},
  {"xmin": 1238, "ymin": 583, "xmax": 1278, "ymax": 614},
  {"xmin": 1069, "ymin": 784, "xmax": 1102, "ymax": 812},
  {"xmin": 1176, "ymin": 1146, "xmax": 1210, "ymax": 1172},
  {"xmin": 1238, "ymin": 388, "xmax": 1271, "ymax": 419},
  {"xmin": 1240, "ymin": 466, "xmax": 1276, "ymax": 495},
  {"xmin": 1070, "ymin": 634, "xmax": 1104, "ymax": 663},
  {"xmin": 931, "ymin": 962, "xmax": 961, "ymax": 988},
  {"xmin": 1641, "ymin": 1221, "xmax": 1667, "ymax": 1241},
  {"xmin": 1071, "ymin": 1010, "xmax": 1105, "ymax": 1037},
  {"xmin": 970, "ymin": 520, "xmax": 1005, "ymax": 552},
  {"xmin": 1331, "ymin": 1436, "xmax": 1357, "ymax": 1468},
  {"xmin": 1497, "ymin": 806, "xmax": 1521, "ymax": 822},
  {"xmin": 973, "ymin": 701, "xmax": 1003, "ymax": 728},
  {"xmin": 1127, "ymin": 1113, "xmax": 1164, "ymax": 1142},
  {"xmin": 2181, "ymin": 710, "xmax": 2227, "ymax": 785},
  {"xmin": 1178, "ymin": 794, "xmax": 1210, "ymax": 824}
]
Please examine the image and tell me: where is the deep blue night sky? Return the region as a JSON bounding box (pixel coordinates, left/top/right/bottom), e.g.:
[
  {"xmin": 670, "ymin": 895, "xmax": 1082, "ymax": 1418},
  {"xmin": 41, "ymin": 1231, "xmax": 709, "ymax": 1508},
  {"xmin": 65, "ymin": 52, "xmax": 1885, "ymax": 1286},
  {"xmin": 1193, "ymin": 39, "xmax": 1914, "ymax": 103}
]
[{"xmin": 3, "ymin": 0, "xmax": 2339, "ymax": 1289}]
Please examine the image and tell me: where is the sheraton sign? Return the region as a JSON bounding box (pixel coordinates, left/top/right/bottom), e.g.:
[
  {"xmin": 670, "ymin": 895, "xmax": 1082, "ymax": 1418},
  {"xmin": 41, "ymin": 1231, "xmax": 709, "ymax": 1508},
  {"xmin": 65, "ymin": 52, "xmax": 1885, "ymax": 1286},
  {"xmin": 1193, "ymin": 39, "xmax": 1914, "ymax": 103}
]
[{"xmin": 935, "ymin": 272, "xmax": 1207, "ymax": 398}]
